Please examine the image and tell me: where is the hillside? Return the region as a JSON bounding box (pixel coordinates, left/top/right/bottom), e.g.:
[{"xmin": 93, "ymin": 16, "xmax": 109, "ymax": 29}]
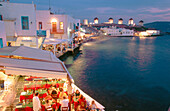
[{"xmin": 144, "ymin": 21, "xmax": 170, "ymax": 32}]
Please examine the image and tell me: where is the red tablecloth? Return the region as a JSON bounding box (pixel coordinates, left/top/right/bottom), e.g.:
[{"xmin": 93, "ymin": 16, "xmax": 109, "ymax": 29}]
[
  {"xmin": 24, "ymin": 84, "xmax": 43, "ymax": 91},
  {"xmin": 52, "ymin": 102, "xmax": 61, "ymax": 109},
  {"xmin": 15, "ymin": 106, "xmax": 33, "ymax": 111},
  {"xmin": 20, "ymin": 93, "xmax": 47, "ymax": 102},
  {"xmin": 20, "ymin": 94, "xmax": 33, "ymax": 102},
  {"xmin": 43, "ymin": 84, "xmax": 51, "ymax": 89}
]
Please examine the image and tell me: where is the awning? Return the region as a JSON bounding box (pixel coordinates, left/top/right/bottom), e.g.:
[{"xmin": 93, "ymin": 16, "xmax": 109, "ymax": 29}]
[
  {"xmin": 0, "ymin": 57, "xmax": 67, "ymax": 79},
  {"xmin": 0, "ymin": 46, "xmax": 61, "ymax": 62},
  {"xmin": 5, "ymin": 67, "xmax": 66, "ymax": 79}
]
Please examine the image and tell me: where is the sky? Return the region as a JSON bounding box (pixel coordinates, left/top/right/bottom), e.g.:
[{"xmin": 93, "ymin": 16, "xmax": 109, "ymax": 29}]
[{"xmin": 10, "ymin": 0, "xmax": 170, "ymax": 24}]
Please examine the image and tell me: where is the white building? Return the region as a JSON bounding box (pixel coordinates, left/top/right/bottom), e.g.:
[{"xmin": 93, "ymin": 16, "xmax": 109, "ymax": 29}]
[
  {"xmin": 0, "ymin": 21, "xmax": 6, "ymax": 48},
  {"xmin": 94, "ymin": 17, "xmax": 99, "ymax": 24},
  {"xmin": 139, "ymin": 30, "xmax": 160, "ymax": 36},
  {"xmin": 118, "ymin": 18, "xmax": 123, "ymax": 24},
  {"xmin": 128, "ymin": 18, "xmax": 134, "ymax": 26},
  {"xmin": 101, "ymin": 26, "xmax": 134, "ymax": 36},
  {"xmin": 109, "ymin": 18, "xmax": 114, "ymax": 24},
  {"xmin": 0, "ymin": 1, "xmax": 42, "ymax": 48},
  {"xmin": 139, "ymin": 20, "xmax": 144, "ymax": 26},
  {"xmin": 83, "ymin": 19, "xmax": 88, "ymax": 25},
  {"xmin": 36, "ymin": 10, "xmax": 80, "ymax": 42}
]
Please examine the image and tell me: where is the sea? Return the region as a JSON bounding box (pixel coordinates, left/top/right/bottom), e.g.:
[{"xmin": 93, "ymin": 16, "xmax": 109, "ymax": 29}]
[{"xmin": 64, "ymin": 35, "xmax": 170, "ymax": 111}]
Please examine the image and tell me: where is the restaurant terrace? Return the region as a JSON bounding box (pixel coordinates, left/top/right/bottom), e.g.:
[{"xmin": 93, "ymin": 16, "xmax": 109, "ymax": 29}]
[{"xmin": 0, "ymin": 46, "xmax": 105, "ymax": 111}]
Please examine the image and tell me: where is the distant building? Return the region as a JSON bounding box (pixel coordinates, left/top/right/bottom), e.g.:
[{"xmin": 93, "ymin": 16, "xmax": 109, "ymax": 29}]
[
  {"xmin": 139, "ymin": 30, "xmax": 160, "ymax": 36},
  {"xmin": 101, "ymin": 26, "xmax": 134, "ymax": 36},
  {"xmin": 118, "ymin": 18, "xmax": 123, "ymax": 24},
  {"xmin": 139, "ymin": 20, "xmax": 144, "ymax": 26},
  {"xmin": 94, "ymin": 17, "xmax": 99, "ymax": 24},
  {"xmin": 83, "ymin": 19, "xmax": 88, "ymax": 25},
  {"xmin": 108, "ymin": 18, "xmax": 113, "ymax": 24},
  {"xmin": 128, "ymin": 18, "xmax": 134, "ymax": 26},
  {"xmin": 0, "ymin": 21, "xmax": 6, "ymax": 48}
]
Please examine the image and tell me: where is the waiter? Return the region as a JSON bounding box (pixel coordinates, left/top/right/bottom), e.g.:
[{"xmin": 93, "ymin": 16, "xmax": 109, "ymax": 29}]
[{"xmin": 33, "ymin": 92, "xmax": 41, "ymax": 111}]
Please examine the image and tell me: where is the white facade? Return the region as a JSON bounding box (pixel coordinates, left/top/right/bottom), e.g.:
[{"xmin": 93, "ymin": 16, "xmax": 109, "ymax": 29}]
[
  {"xmin": 109, "ymin": 19, "xmax": 113, "ymax": 24},
  {"xmin": 83, "ymin": 19, "xmax": 88, "ymax": 25},
  {"xmin": 118, "ymin": 19, "xmax": 123, "ymax": 24},
  {"xmin": 101, "ymin": 26, "xmax": 134, "ymax": 36},
  {"xmin": 36, "ymin": 10, "xmax": 80, "ymax": 42},
  {"xmin": 128, "ymin": 19, "xmax": 134, "ymax": 26},
  {"xmin": 0, "ymin": 21, "xmax": 7, "ymax": 48},
  {"xmin": 0, "ymin": 2, "xmax": 40, "ymax": 48},
  {"xmin": 146, "ymin": 30, "xmax": 160, "ymax": 36},
  {"xmin": 139, "ymin": 30, "xmax": 160, "ymax": 36}
]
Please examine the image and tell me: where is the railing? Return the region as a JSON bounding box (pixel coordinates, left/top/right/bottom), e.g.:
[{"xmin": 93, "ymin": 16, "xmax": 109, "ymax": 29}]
[
  {"xmin": 37, "ymin": 30, "xmax": 47, "ymax": 37},
  {"xmin": 50, "ymin": 29, "xmax": 64, "ymax": 34}
]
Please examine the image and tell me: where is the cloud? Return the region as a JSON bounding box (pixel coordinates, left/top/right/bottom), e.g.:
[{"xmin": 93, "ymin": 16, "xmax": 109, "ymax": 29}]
[
  {"xmin": 141, "ymin": 8, "xmax": 170, "ymax": 13},
  {"xmin": 86, "ymin": 7, "xmax": 115, "ymax": 13}
]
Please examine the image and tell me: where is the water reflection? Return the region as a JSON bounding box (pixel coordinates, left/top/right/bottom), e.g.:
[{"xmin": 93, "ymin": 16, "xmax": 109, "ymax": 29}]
[
  {"xmin": 64, "ymin": 36, "xmax": 170, "ymax": 111},
  {"xmin": 127, "ymin": 37, "xmax": 156, "ymax": 72}
]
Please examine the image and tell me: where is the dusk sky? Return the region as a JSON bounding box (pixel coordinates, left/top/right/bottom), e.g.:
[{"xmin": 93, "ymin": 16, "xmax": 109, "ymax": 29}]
[{"xmin": 11, "ymin": 0, "xmax": 170, "ymax": 24}]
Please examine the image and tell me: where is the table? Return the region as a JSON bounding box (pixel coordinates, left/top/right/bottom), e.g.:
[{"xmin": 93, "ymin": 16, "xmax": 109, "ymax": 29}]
[
  {"xmin": 20, "ymin": 90, "xmax": 47, "ymax": 102},
  {"xmin": 24, "ymin": 81, "xmax": 65, "ymax": 91},
  {"xmin": 15, "ymin": 101, "xmax": 61, "ymax": 111}
]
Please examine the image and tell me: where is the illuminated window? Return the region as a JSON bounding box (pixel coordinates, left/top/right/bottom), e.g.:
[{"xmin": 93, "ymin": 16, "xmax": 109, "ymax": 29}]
[
  {"xmin": 60, "ymin": 22, "xmax": 64, "ymax": 29},
  {"xmin": 21, "ymin": 16, "xmax": 29, "ymax": 30},
  {"xmin": 39, "ymin": 22, "xmax": 42, "ymax": 30}
]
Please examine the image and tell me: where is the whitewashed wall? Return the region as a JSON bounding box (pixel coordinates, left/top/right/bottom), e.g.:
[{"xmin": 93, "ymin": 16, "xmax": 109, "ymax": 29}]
[
  {"xmin": 0, "ymin": 21, "xmax": 7, "ymax": 47},
  {"xmin": 36, "ymin": 10, "xmax": 77, "ymax": 40},
  {"xmin": 0, "ymin": 2, "xmax": 37, "ymax": 37}
]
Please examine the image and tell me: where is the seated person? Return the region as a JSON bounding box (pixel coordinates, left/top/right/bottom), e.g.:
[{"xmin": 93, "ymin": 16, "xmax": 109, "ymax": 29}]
[
  {"xmin": 44, "ymin": 100, "xmax": 53, "ymax": 111},
  {"xmin": 60, "ymin": 96, "xmax": 69, "ymax": 111},
  {"xmin": 51, "ymin": 90, "xmax": 58, "ymax": 99},
  {"xmin": 59, "ymin": 88, "xmax": 68, "ymax": 100},
  {"xmin": 72, "ymin": 95, "xmax": 79, "ymax": 111},
  {"xmin": 45, "ymin": 95, "xmax": 52, "ymax": 101},
  {"xmin": 74, "ymin": 90, "xmax": 80, "ymax": 99},
  {"xmin": 90, "ymin": 100, "xmax": 97, "ymax": 111},
  {"xmin": 77, "ymin": 95, "xmax": 87, "ymax": 111}
]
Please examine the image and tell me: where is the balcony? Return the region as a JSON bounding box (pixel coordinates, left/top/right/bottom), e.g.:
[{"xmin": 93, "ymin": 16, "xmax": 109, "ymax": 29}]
[
  {"xmin": 37, "ymin": 30, "xmax": 46, "ymax": 37},
  {"xmin": 50, "ymin": 29, "xmax": 64, "ymax": 34}
]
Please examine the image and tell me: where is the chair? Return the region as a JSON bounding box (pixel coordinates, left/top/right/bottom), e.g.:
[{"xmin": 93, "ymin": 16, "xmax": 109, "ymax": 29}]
[{"xmin": 61, "ymin": 107, "xmax": 68, "ymax": 111}]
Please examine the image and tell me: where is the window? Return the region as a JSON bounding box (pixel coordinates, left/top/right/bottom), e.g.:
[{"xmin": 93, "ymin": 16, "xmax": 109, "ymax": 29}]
[
  {"xmin": 0, "ymin": 15, "xmax": 2, "ymax": 20},
  {"xmin": 60, "ymin": 22, "xmax": 63, "ymax": 29},
  {"xmin": 52, "ymin": 22, "xmax": 57, "ymax": 32},
  {"xmin": 21, "ymin": 16, "xmax": 29, "ymax": 30},
  {"xmin": 39, "ymin": 22, "xmax": 42, "ymax": 30}
]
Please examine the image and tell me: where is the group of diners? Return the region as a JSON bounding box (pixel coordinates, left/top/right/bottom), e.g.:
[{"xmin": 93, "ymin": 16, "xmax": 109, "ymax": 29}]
[{"xmin": 15, "ymin": 77, "xmax": 99, "ymax": 111}]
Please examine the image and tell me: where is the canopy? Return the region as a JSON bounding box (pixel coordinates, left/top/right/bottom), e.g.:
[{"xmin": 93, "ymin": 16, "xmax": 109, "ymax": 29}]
[
  {"xmin": 0, "ymin": 57, "xmax": 67, "ymax": 79},
  {"xmin": 0, "ymin": 46, "xmax": 61, "ymax": 62}
]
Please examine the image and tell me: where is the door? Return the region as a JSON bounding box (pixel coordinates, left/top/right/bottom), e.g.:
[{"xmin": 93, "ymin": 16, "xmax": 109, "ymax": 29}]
[
  {"xmin": 0, "ymin": 38, "xmax": 3, "ymax": 48},
  {"xmin": 52, "ymin": 22, "xmax": 57, "ymax": 33}
]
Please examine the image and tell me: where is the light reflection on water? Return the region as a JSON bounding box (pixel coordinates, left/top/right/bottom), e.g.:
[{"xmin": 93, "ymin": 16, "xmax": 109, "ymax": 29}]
[{"xmin": 64, "ymin": 36, "xmax": 170, "ymax": 111}]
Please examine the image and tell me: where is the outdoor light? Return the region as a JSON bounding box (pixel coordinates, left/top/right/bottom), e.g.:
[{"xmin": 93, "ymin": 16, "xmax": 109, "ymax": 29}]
[{"xmin": 51, "ymin": 18, "xmax": 57, "ymax": 23}]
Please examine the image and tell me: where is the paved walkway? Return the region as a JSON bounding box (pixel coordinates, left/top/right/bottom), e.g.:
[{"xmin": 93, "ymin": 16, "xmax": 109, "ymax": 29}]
[{"xmin": 0, "ymin": 76, "xmax": 25, "ymax": 111}]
